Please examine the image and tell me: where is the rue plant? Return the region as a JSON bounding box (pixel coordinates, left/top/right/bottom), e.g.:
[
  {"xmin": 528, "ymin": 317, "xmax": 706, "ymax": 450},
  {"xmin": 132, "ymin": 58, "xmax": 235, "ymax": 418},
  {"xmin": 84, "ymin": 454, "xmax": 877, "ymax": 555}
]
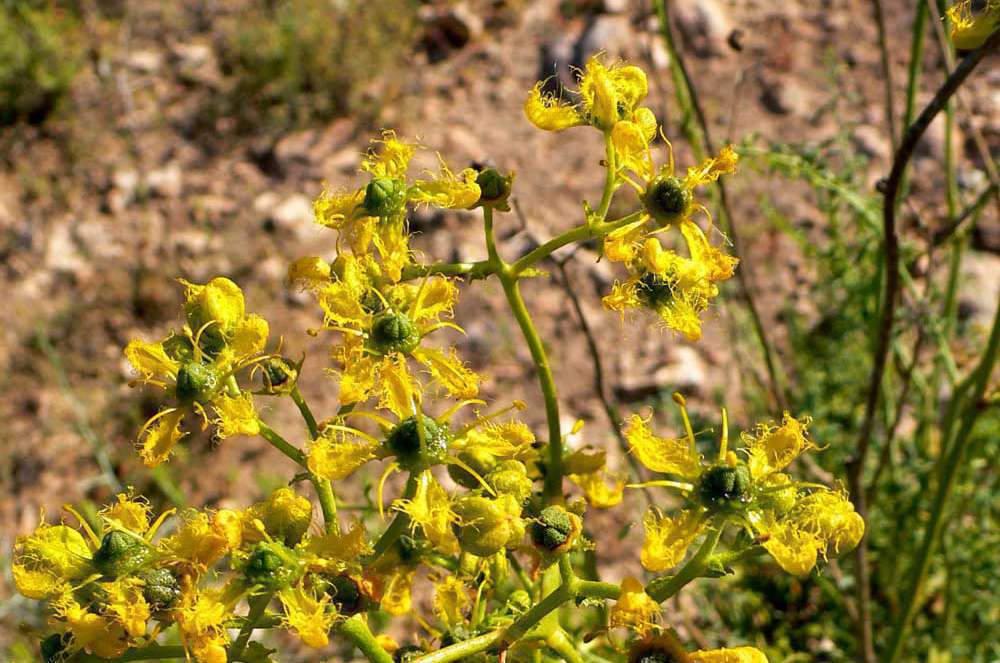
[{"xmin": 13, "ymin": 56, "xmax": 864, "ymax": 663}]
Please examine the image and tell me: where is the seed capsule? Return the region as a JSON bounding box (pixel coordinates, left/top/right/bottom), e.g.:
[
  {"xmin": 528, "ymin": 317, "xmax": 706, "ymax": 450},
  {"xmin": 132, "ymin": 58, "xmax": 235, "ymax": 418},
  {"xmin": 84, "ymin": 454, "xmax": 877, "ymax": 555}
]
[
  {"xmin": 174, "ymin": 361, "xmax": 219, "ymax": 403},
  {"xmin": 453, "ymin": 494, "xmax": 524, "ymax": 557},
  {"xmin": 385, "ymin": 415, "xmax": 451, "ymax": 471},
  {"xmin": 243, "ymin": 542, "xmax": 300, "ymax": 590},
  {"xmin": 363, "ymin": 177, "xmax": 407, "ymax": 218},
  {"xmin": 698, "ymin": 463, "xmax": 753, "ymax": 510},
  {"xmin": 92, "ymin": 531, "xmax": 150, "ymax": 579},
  {"xmin": 324, "ymin": 574, "xmax": 366, "ymax": 615},
  {"xmin": 530, "ymin": 505, "xmax": 576, "ymax": 552},
  {"xmin": 447, "ymin": 448, "xmax": 498, "ymax": 489},
  {"xmin": 642, "ymin": 175, "xmax": 692, "ymax": 225},
  {"xmin": 369, "ymin": 310, "xmax": 420, "ymax": 356},
  {"xmin": 261, "ymin": 357, "xmax": 298, "ymax": 395},
  {"xmin": 139, "ymin": 568, "xmax": 181, "ymax": 612}
]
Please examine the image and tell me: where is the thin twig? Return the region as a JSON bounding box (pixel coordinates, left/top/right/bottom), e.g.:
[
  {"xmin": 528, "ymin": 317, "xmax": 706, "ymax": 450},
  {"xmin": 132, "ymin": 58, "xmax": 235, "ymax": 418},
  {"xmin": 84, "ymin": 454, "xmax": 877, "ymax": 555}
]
[
  {"xmin": 848, "ymin": 30, "xmax": 1000, "ymax": 662},
  {"xmin": 931, "ymin": 182, "xmax": 998, "ymax": 246},
  {"xmin": 872, "ymin": 0, "xmax": 899, "ymax": 149}
]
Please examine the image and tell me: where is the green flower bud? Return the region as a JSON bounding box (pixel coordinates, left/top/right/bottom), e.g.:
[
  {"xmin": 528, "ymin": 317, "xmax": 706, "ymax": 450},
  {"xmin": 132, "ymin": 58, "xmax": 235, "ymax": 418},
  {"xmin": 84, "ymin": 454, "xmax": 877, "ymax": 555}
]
[
  {"xmin": 448, "ymin": 448, "xmax": 498, "ymax": 489},
  {"xmin": 92, "ymin": 531, "xmax": 150, "ymax": 579},
  {"xmin": 363, "ymin": 177, "xmax": 407, "ymax": 217},
  {"xmin": 369, "ymin": 310, "xmax": 420, "ymax": 356},
  {"xmin": 324, "ymin": 574, "xmax": 366, "ymax": 616},
  {"xmin": 642, "ymin": 175, "xmax": 692, "ymax": 225},
  {"xmin": 698, "ymin": 463, "xmax": 753, "ymax": 510},
  {"xmin": 530, "ymin": 505, "xmax": 575, "ymax": 552},
  {"xmin": 485, "ymin": 460, "xmax": 532, "ymax": 504},
  {"xmin": 261, "ymin": 357, "xmax": 298, "ymax": 395},
  {"xmin": 174, "ymin": 361, "xmax": 219, "ymax": 403},
  {"xmin": 139, "ymin": 568, "xmax": 181, "ymax": 612},
  {"xmin": 453, "ymin": 495, "xmax": 524, "ymax": 557},
  {"xmin": 243, "ymin": 542, "xmax": 300, "ymax": 590},
  {"xmin": 386, "ymin": 415, "xmax": 450, "ymax": 471},
  {"xmin": 394, "ymin": 645, "xmax": 426, "ymax": 663}
]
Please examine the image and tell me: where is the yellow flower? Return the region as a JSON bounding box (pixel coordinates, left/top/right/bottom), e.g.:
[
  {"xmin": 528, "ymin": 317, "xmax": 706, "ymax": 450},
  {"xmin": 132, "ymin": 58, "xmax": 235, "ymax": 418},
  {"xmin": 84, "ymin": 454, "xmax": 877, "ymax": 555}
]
[
  {"xmin": 433, "ymin": 575, "xmax": 471, "ymax": 628},
  {"xmin": 313, "ymin": 131, "xmax": 481, "ymax": 281},
  {"xmin": 12, "ymin": 520, "xmax": 93, "ymax": 600},
  {"xmin": 307, "ymin": 424, "xmax": 381, "ymax": 482},
  {"xmin": 300, "ymin": 519, "xmax": 371, "ymax": 571},
  {"xmin": 278, "ymin": 584, "xmax": 338, "ymax": 648},
  {"xmin": 175, "ymin": 582, "xmax": 234, "ymax": 663},
  {"xmin": 312, "ymin": 256, "xmax": 480, "ymax": 418},
  {"xmin": 947, "ymin": 0, "xmax": 1000, "ymax": 50},
  {"xmin": 245, "ymin": 487, "xmax": 314, "ymax": 546},
  {"xmin": 627, "ymin": 394, "xmax": 864, "ymax": 576},
  {"xmin": 569, "ymin": 470, "xmax": 626, "ymax": 509},
  {"xmin": 395, "ymin": 470, "xmax": 460, "ymax": 555},
  {"xmin": 609, "ymin": 576, "xmax": 659, "ymax": 634},
  {"xmin": 524, "ymin": 56, "xmax": 650, "ymax": 132},
  {"xmin": 125, "ymin": 278, "xmax": 269, "ymax": 466},
  {"xmin": 641, "ymin": 509, "xmax": 707, "ymax": 572},
  {"xmin": 628, "ymin": 636, "xmax": 769, "ymax": 663},
  {"xmin": 49, "ymin": 594, "xmax": 130, "ymax": 659},
  {"xmin": 159, "ymin": 509, "xmax": 243, "ymax": 572}
]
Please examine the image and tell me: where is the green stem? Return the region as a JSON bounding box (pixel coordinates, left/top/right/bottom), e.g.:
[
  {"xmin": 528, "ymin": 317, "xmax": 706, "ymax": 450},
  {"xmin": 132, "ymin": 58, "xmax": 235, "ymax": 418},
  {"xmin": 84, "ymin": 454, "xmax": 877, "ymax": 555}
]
[
  {"xmin": 548, "ymin": 630, "xmax": 585, "ymax": 663},
  {"xmin": 258, "ymin": 419, "xmax": 338, "ymax": 530},
  {"xmin": 258, "ymin": 421, "xmax": 306, "ymax": 465},
  {"xmin": 290, "ymin": 385, "xmax": 319, "ymax": 438},
  {"xmin": 229, "ymin": 592, "xmax": 273, "ymax": 661},
  {"xmin": 338, "ymin": 614, "xmax": 394, "ymax": 663},
  {"xmin": 884, "ymin": 292, "xmax": 1000, "ymax": 663},
  {"xmin": 412, "ymin": 632, "xmax": 502, "ymax": 663},
  {"xmin": 594, "ymin": 131, "xmax": 618, "ymax": 220},
  {"xmin": 646, "ymin": 525, "xmax": 723, "ymax": 602},
  {"xmin": 368, "ymin": 473, "xmax": 420, "ymax": 562},
  {"xmin": 508, "ymin": 213, "xmax": 642, "ymax": 277}
]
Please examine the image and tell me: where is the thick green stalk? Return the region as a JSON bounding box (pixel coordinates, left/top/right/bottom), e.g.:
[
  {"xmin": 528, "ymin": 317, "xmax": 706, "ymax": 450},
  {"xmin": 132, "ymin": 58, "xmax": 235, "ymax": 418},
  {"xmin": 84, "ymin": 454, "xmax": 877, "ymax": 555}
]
[
  {"xmin": 229, "ymin": 592, "xmax": 273, "ymax": 661},
  {"xmin": 412, "ymin": 632, "xmax": 502, "ymax": 663},
  {"xmin": 289, "ymin": 387, "xmax": 339, "ymax": 529},
  {"xmin": 646, "ymin": 526, "xmax": 723, "ymax": 602},
  {"xmin": 884, "ymin": 293, "xmax": 1000, "ymax": 662},
  {"xmin": 338, "ymin": 614, "xmax": 394, "ymax": 663},
  {"xmin": 547, "ymin": 630, "xmax": 585, "ymax": 663}
]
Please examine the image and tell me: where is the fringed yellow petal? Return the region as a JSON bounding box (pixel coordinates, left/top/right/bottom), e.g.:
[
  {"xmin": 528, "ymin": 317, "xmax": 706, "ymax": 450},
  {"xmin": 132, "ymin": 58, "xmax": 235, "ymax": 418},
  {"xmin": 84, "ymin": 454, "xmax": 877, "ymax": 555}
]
[
  {"xmin": 334, "ymin": 337, "xmax": 377, "ymax": 405},
  {"xmin": 100, "ymin": 491, "xmax": 152, "ymax": 534},
  {"xmin": 570, "ymin": 471, "xmax": 625, "ymax": 509},
  {"xmin": 409, "ymin": 164, "xmax": 482, "ymax": 210},
  {"xmin": 633, "ymin": 107, "xmax": 658, "ymax": 142},
  {"xmin": 608, "ymin": 576, "xmax": 659, "ymax": 634},
  {"xmin": 413, "ymin": 346, "xmax": 480, "ymax": 400},
  {"xmin": 612, "ymin": 119, "xmax": 654, "ymax": 181},
  {"xmin": 103, "ymin": 578, "xmax": 151, "ymax": 638},
  {"xmin": 433, "ymin": 575, "xmax": 471, "ymax": 628},
  {"xmin": 247, "ymin": 488, "xmax": 313, "ymax": 545},
  {"xmin": 51, "ymin": 596, "xmax": 130, "ymax": 659},
  {"xmin": 314, "ymin": 186, "xmax": 364, "ymax": 229},
  {"xmin": 13, "ymin": 522, "xmax": 92, "ymax": 598},
  {"xmin": 160, "ymin": 510, "xmax": 241, "ymax": 570},
  {"xmin": 603, "ymin": 220, "xmax": 647, "ymax": 263},
  {"xmin": 229, "ymin": 314, "xmax": 269, "ymax": 359},
  {"xmin": 124, "ymin": 339, "xmax": 179, "ymax": 382},
  {"xmin": 307, "ymin": 428, "xmax": 378, "ymax": 481},
  {"xmin": 744, "ymin": 413, "xmax": 812, "ymax": 479},
  {"xmin": 213, "ymin": 393, "xmax": 260, "ymax": 439},
  {"xmin": 319, "ymin": 281, "xmax": 368, "ymax": 329},
  {"xmin": 524, "ymin": 83, "xmax": 584, "ymax": 132},
  {"xmin": 182, "ymin": 277, "xmax": 246, "ymax": 336},
  {"xmin": 602, "ymin": 280, "xmax": 641, "ymax": 318},
  {"xmin": 396, "ymin": 472, "xmax": 459, "ymax": 555},
  {"xmin": 301, "ymin": 519, "xmax": 371, "ymax": 566},
  {"xmin": 641, "ymin": 509, "xmax": 705, "ymax": 572},
  {"xmin": 139, "ymin": 408, "xmax": 187, "ymax": 467},
  {"xmin": 793, "ymin": 490, "xmax": 865, "ymax": 555},
  {"xmin": 579, "ymin": 58, "xmax": 619, "ymax": 129},
  {"xmin": 287, "ymin": 256, "xmax": 332, "ymax": 291},
  {"xmin": 625, "ymin": 415, "xmax": 701, "ymax": 479},
  {"xmin": 691, "ymin": 647, "xmax": 770, "ymax": 663},
  {"xmin": 279, "ymin": 585, "xmax": 336, "ymax": 648},
  {"xmin": 679, "ymin": 219, "xmax": 739, "ymax": 283},
  {"xmin": 374, "ymin": 216, "xmax": 411, "ymax": 283},
  {"xmin": 378, "ymin": 354, "xmax": 420, "ymax": 419},
  {"xmin": 684, "ymin": 144, "xmax": 739, "ymax": 188},
  {"xmin": 362, "ymin": 130, "xmax": 416, "ymax": 179},
  {"xmin": 412, "ymin": 277, "xmax": 458, "ymax": 322},
  {"xmin": 757, "ymin": 515, "xmax": 821, "ymax": 576},
  {"xmin": 176, "ymin": 584, "xmax": 231, "ymax": 663},
  {"xmin": 378, "ymin": 567, "xmax": 415, "ymax": 615}
]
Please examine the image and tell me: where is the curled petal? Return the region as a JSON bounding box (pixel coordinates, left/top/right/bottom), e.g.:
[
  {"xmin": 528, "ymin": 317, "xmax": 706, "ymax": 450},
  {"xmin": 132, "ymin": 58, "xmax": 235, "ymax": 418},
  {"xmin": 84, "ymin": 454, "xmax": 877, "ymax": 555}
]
[
  {"xmin": 413, "ymin": 346, "xmax": 480, "ymax": 400},
  {"xmin": 524, "ymin": 83, "xmax": 585, "ymax": 132},
  {"xmin": 625, "ymin": 415, "xmax": 701, "ymax": 479},
  {"xmin": 307, "ymin": 429, "xmax": 379, "ymax": 482},
  {"xmin": 139, "ymin": 408, "xmax": 187, "ymax": 467},
  {"xmin": 361, "ymin": 130, "xmax": 416, "ymax": 179},
  {"xmin": 608, "ymin": 576, "xmax": 659, "ymax": 634},
  {"xmin": 412, "ymin": 277, "xmax": 458, "ymax": 322},
  {"xmin": 287, "ymin": 256, "xmax": 332, "ymax": 291},
  {"xmin": 279, "ymin": 585, "xmax": 336, "ymax": 649},
  {"xmin": 378, "ymin": 354, "xmax": 420, "ymax": 419},
  {"xmin": 743, "ymin": 413, "xmax": 813, "ymax": 479},
  {"xmin": 570, "ymin": 471, "xmax": 625, "ymax": 509},
  {"xmin": 125, "ymin": 339, "xmax": 179, "ymax": 382},
  {"xmin": 212, "ymin": 393, "xmax": 260, "ymax": 439},
  {"xmin": 691, "ymin": 647, "xmax": 769, "ymax": 663},
  {"xmin": 641, "ymin": 508, "xmax": 705, "ymax": 572},
  {"xmin": 409, "ymin": 164, "xmax": 482, "ymax": 210},
  {"xmin": 314, "ymin": 186, "xmax": 364, "ymax": 229},
  {"xmin": 230, "ymin": 314, "xmax": 269, "ymax": 359}
]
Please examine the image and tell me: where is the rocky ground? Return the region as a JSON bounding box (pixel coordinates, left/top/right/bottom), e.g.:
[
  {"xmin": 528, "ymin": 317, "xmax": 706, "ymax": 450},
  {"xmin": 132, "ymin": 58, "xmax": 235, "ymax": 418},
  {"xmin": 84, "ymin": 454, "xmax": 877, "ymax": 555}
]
[{"xmin": 0, "ymin": 0, "xmax": 996, "ymax": 656}]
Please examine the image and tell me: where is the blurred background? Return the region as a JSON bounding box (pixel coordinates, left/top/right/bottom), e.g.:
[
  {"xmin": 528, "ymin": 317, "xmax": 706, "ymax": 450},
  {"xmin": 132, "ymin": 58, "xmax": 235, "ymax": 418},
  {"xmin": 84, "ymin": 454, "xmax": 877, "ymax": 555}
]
[{"xmin": 0, "ymin": 0, "xmax": 997, "ymax": 660}]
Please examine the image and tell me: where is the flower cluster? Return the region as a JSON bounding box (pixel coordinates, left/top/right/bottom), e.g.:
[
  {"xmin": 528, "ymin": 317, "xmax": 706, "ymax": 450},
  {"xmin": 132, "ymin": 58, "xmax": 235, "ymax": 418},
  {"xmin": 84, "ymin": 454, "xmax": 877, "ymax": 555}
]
[{"xmin": 13, "ymin": 54, "xmax": 866, "ymax": 663}]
